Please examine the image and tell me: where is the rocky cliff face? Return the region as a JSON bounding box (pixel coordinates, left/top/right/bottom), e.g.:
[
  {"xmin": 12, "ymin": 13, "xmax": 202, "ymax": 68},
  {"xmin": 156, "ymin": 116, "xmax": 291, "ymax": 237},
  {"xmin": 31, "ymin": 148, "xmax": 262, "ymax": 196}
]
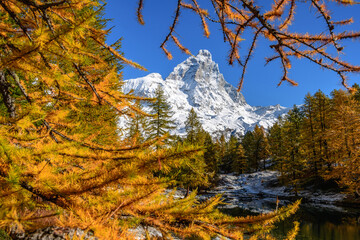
[{"xmin": 121, "ymin": 50, "xmax": 288, "ymax": 138}]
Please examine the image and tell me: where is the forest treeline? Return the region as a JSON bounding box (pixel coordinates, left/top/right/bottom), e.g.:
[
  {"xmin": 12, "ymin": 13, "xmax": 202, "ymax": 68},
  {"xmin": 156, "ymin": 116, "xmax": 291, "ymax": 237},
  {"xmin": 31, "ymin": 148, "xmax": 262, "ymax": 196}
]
[
  {"xmin": 126, "ymin": 84, "xmax": 360, "ymax": 199},
  {"xmin": 152, "ymin": 85, "xmax": 360, "ymax": 199},
  {"xmin": 267, "ymin": 86, "xmax": 360, "ymax": 197}
]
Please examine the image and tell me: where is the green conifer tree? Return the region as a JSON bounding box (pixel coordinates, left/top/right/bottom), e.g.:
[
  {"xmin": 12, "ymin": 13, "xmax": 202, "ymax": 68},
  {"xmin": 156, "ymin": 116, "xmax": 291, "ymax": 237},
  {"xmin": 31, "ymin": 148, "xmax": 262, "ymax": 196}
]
[
  {"xmin": 203, "ymin": 132, "xmax": 220, "ymax": 182},
  {"xmin": 242, "ymin": 125, "xmax": 270, "ymax": 172},
  {"xmin": 216, "ymin": 134, "xmax": 227, "ymax": 169},
  {"xmin": 282, "ymin": 106, "xmax": 305, "ymax": 193},
  {"xmin": 185, "ymin": 108, "xmax": 205, "ymax": 145},
  {"xmin": 168, "ymin": 108, "xmax": 209, "ymax": 196},
  {"xmin": 222, "ymin": 135, "xmax": 240, "ymax": 173},
  {"xmin": 252, "ymin": 125, "xmax": 270, "ymax": 170},
  {"xmin": 352, "ymin": 83, "xmax": 360, "ymax": 103},
  {"xmin": 232, "ymin": 143, "xmax": 248, "ymax": 174},
  {"xmin": 268, "ymin": 118, "xmax": 286, "ymax": 180},
  {"xmin": 242, "ymin": 131, "xmax": 255, "ymax": 172},
  {"xmin": 148, "ymin": 85, "xmax": 175, "ymax": 145}
]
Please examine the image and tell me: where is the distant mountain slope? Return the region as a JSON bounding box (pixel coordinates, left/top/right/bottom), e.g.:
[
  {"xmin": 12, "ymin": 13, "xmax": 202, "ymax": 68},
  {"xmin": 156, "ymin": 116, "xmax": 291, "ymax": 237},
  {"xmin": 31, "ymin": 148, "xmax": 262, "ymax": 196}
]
[{"xmin": 121, "ymin": 50, "xmax": 288, "ymax": 138}]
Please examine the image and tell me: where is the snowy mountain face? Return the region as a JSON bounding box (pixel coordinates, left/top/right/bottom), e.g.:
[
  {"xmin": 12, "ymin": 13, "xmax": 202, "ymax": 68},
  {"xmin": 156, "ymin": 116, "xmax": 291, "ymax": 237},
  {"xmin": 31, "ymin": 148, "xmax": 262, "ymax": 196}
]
[{"xmin": 121, "ymin": 50, "xmax": 288, "ymax": 139}]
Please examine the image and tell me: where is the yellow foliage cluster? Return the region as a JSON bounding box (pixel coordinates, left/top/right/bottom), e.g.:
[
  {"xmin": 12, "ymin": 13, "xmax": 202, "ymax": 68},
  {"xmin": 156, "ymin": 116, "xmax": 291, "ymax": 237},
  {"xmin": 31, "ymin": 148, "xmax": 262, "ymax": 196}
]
[
  {"xmin": 0, "ymin": 1, "xmax": 299, "ymax": 239},
  {"xmin": 269, "ymin": 89, "xmax": 360, "ymax": 197}
]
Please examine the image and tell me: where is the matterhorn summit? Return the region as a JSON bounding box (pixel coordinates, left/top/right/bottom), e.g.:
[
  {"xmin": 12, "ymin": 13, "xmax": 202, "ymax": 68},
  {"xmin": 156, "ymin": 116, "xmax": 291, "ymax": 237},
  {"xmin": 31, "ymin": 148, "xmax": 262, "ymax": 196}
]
[{"xmin": 121, "ymin": 50, "xmax": 288, "ymax": 138}]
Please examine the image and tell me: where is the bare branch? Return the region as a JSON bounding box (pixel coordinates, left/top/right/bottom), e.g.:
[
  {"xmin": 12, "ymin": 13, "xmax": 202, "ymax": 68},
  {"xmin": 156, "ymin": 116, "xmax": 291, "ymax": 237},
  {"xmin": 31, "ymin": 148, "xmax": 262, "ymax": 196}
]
[
  {"xmin": 160, "ymin": 0, "xmax": 182, "ymax": 59},
  {"xmin": 138, "ymin": 0, "xmax": 360, "ymax": 88},
  {"xmin": 9, "ymin": 71, "xmax": 32, "ymax": 103},
  {"xmin": 137, "ymin": 0, "xmax": 145, "ymax": 25},
  {"xmin": 0, "ymin": 71, "xmax": 16, "ymax": 118},
  {"xmin": 239, "ymin": 27, "xmax": 263, "ymax": 91}
]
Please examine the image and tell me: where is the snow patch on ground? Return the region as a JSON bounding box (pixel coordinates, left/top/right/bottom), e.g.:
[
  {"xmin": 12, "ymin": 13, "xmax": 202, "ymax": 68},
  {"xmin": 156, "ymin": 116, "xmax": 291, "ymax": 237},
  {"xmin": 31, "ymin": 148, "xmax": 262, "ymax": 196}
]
[{"xmin": 201, "ymin": 171, "xmax": 347, "ymax": 213}]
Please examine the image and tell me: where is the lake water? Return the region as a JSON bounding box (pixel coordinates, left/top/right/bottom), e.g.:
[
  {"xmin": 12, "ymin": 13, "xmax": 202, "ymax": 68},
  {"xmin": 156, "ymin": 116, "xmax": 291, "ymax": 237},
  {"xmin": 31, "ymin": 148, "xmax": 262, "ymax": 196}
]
[{"xmin": 222, "ymin": 203, "xmax": 360, "ymax": 240}]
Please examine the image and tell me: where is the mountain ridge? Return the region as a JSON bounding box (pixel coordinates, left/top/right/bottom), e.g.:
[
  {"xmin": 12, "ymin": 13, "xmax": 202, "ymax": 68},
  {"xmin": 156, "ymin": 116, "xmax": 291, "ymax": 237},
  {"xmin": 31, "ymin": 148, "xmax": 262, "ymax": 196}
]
[{"xmin": 121, "ymin": 50, "xmax": 288, "ymax": 139}]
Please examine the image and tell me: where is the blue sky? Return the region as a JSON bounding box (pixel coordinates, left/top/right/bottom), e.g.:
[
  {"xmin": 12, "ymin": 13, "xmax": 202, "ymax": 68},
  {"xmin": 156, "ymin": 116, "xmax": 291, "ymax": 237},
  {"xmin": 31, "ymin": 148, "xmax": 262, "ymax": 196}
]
[{"xmin": 104, "ymin": 1, "xmax": 360, "ymax": 107}]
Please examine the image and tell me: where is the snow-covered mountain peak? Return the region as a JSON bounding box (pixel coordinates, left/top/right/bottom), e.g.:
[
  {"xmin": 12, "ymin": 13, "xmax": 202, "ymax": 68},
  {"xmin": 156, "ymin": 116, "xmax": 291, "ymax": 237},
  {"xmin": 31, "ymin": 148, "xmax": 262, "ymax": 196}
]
[
  {"xmin": 146, "ymin": 73, "xmax": 163, "ymax": 79},
  {"xmin": 197, "ymin": 49, "xmax": 212, "ymax": 59},
  {"xmin": 165, "ymin": 49, "xmax": 246, "ymax": 107},
  {"xmin": 121, "ymin": 50, "xmax": 288, "ymax": 138},
  {"xmin": 167, "ymin": 49, "xmax": 217, "ymax": 82}
]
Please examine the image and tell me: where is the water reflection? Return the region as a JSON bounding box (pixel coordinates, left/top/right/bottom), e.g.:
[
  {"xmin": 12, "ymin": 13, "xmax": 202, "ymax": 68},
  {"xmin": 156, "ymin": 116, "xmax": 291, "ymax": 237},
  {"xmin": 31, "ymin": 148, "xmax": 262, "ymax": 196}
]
[{"xmin": 222, "ymin": 204, "xmax": 360, "ymax": 240}]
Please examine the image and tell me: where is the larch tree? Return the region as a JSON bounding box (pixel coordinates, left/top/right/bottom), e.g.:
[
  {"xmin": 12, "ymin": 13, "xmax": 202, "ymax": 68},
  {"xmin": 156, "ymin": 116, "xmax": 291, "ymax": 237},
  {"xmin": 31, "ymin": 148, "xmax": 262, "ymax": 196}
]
[
  {"xmin": 301, "ymin": 93, "xmax": 321, "ymax": 177},
  {"xmin": 222, "ymin": 135, "xmax": 240, "ymax": 173},
  {"xmin": 167, "ymin": 146, "xmax": 209, "ymax": 198},
  {"xmin": 184, "ymin": 108, "xmax": 205, "ymax": 145},
  {"xmin": 241, "ymin": 125, "xmax": 270, "ymax": 172},
  {"xmin": 352, "ymin": 83, "xmax": 360, "ymax": 103},
  {"xmin": 300, "ymin": 91, "xmax": 331, "ymax": 178},
  {"xmin": 268, "ymin": 119, "xmax": 286, "ymax": 181},
  {"xmin": 325, "ymin": 89, "xmax": 360, "ymax": 196},
  {"xmin": 0, "ymin": 0, "xmax": 176, "ymax": 238},
  {"xmin": 232, "ymin": 143, "xmax": 248, "ymax": 174},
  {"xmin": 253, "ymin": 125, "xmax": 270, "ymax": 171},
  {"xmin": 203, "ymin": 132, "xmax": 220, "ymax": 181},
  {"xmin": 216, "ymin": 134, "xmax": 227, "ymax": 170},
  {"xmin": 0, "ymin": 1, "xmax": 301, "ymax": 239},
  {"xmin": 170, "ymin": 108, "xmax": 209, "ymax": 197},
  {"xmin": 281, "ymin": 106, "xmax": 305, "ymax": 192},
  {"xmin": 313, "ymin": 90, "xmax": 331, "ymax": 171},
  {"xmin": 269, "ymin": 88, "xmax": 360, "ymax": 197},
  {"xmin": 242, "ymin": 130, "xmax": 255, "ymax": 171}
]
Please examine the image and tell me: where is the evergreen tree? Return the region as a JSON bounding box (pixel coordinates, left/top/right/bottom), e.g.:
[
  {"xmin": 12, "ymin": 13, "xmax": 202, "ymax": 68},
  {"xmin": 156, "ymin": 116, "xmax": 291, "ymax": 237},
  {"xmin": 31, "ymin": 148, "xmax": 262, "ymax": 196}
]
[
  {"xmin": 352, "ymin": 83, "xmax": 360, "ymax": 103},
  {"xmin": 170, "ymin": 108, "xmax": 209, "ymax": 196},
  {"xmin": 243, "ymin": 125, "xmax": 270, "ymax": 172},
  {"xmin": 301, "ymin": 93, "xmax": 321, "ymax": 176},
  {"xmin": 148, "ymin": 85, "xmax": 175, "ymax": 146},
  {"xmin": 252, "ymin": 125, "xmax": 270, "ymax": 170},
  {"xmin": 268, "ymin": 118, "xmax": 286, "ymax": 179},
  {"xmin": 216, "ymin": 134, "xmax": 227, "ymax": 171},
  {"xmin": 232, "ymin": 143, "xmax": 248, "ymax": 174},
  {"xmin": 242, "ymin": 131, "xmax": 255, "ymax": 172},
  {"xmin": 282, "ymin": 106, "xmax": 305, "ymax": 193},
  {"xmin": 222, "ymin": 135, "xmax": 240, "ymax": 173},
  {"xmin": 203, "ymin": 132, "xmax": 220, "ymax": 180},
  {"xmin": 185, "ymin": 108, "xmax": 205, "ymax": 145}
]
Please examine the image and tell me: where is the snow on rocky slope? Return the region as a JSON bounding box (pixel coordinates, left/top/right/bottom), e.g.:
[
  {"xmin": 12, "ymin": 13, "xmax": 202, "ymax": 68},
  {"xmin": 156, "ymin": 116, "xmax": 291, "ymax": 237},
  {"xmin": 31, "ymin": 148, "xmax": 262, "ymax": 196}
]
[
  {"xmin": 121, "ymin": 50, "xmax": 288, "ymax": 138},
  {"xmin": 211, "ymin": 171, "xmax": 346, "ymax": 213}
]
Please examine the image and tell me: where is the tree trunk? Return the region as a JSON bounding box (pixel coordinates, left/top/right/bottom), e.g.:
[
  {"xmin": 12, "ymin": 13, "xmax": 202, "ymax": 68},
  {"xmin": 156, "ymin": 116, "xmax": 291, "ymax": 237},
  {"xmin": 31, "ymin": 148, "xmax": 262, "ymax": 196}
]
[
  {"xmin": 263, "ymin": 158, "xmax": 266, "ymax": 170},
  {"xmin": 0, "ymin": 71, "xmax": 16, "ymax": 118},
  {"xmin": 184, "ymin": 185, "xmax": 190, "ymax": 198}
]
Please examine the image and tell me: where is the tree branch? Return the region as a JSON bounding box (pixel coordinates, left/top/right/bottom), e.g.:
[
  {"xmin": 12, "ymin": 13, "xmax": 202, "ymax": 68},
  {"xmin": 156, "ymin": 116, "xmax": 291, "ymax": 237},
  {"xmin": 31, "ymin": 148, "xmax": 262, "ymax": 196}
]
[{"xmin": 0, "ymin": 71, "xmax": 16, "ymax": 118}]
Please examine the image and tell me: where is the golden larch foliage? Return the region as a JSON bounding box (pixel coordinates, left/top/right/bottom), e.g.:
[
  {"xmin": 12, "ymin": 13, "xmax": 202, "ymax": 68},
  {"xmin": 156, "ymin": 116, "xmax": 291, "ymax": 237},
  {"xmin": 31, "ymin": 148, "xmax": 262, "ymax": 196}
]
[{"xmin": 0, "ymin": 1, "xmax": 300, "ymax": 239}]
